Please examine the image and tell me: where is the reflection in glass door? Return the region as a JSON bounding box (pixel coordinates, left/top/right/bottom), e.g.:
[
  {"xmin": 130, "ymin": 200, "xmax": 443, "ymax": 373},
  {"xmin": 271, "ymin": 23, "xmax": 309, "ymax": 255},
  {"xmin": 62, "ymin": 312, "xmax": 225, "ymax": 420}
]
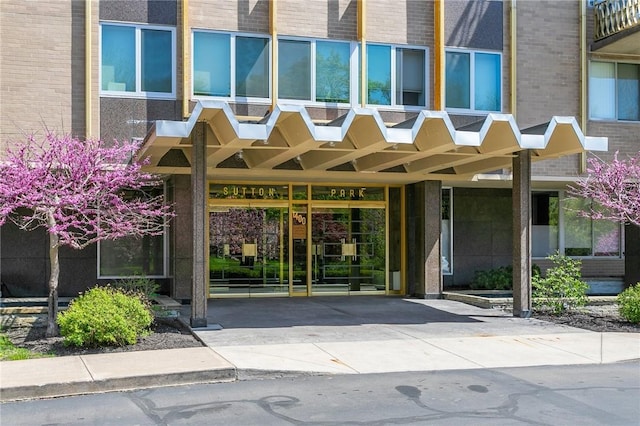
[
  {"xmin": 311, "ymin": 207, "xmax": 386, "ymax": 294},
  {"xmin": 209, "ymin": 206, "xmax": 289, "ymax": 296}
]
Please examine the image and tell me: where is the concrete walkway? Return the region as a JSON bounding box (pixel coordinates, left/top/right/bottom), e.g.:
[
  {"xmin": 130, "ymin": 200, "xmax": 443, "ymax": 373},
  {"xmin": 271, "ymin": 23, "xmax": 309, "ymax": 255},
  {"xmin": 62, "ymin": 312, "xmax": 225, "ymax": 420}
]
[{"xmin": 1, "ymin": 297, "xmax": 638, "ymax": 402}]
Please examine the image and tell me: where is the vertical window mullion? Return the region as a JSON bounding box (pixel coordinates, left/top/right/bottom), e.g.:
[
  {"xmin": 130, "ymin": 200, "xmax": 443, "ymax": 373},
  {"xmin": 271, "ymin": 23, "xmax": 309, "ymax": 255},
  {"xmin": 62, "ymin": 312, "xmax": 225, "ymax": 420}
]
[
  {"xmin": 230, "ymin": 35, "xmax": 236, "ymax": 97},
  {"xmin": 136, "ymin": 28, "xmax": 142, "ymax": 94},
  {"xmin": 350, "ymin": 42, "xmax": 358, "ymax": 106},
  {"xmin": 614, "ymin": 63, "xmax": 619, "ymax": 120},
  {"xmin": 390, "ymin": 46, "xmax": 397, "ymax": 106},
  {"xmin": 311, "ymin": 40, "xmax": 317, "ymax": 102},
  {"xmin": 559, "ymin": 190, "xmax": 566, "ymax": 255},
  {"xmin": 469, "ymin": 52, "xmax": 475, "ymax": 111}
]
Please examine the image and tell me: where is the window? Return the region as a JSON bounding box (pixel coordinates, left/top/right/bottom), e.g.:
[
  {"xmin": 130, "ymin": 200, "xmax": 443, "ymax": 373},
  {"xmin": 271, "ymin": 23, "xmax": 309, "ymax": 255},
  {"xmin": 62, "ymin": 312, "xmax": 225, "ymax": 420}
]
[
  {"xmin": 101, "ymin": 24, "xmax": 175, "ymax": 98},
  {"xmin": 532, "ymin": 192, "xmax": 559, "ymax": 257},
  {"xmin": 531, "ymin": 191, "xmax": 622, "ymax": 258},
  {"xmin": 193, "ymin": 31, "xmax": 270, "ymax": 99},
  {"xmin": 445, "ymin": 49, "xmax": 501, "ymax": 112},
  {"xmin": 278, "ymin": 38, "xmax": 353, "ymax": 104},
  {"xmin": 441, "ymin": 188, "xmax": 453, "ymax": 274},
  {"xmin": 590, "ymin": 61, "xmax": 640, "ymax": 121},
  {"xmin": 98, "ymin": 187, "xmax": 167, "ymax": 278},
  {"xmin": 367, "ymin": 44, "xmax": 428, "ymax": 107}
]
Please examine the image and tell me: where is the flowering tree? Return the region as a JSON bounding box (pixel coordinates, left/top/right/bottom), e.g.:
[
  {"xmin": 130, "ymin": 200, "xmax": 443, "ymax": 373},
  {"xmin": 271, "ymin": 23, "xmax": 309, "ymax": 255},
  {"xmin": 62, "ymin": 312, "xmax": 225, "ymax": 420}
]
[
  {"xmin": 0, "ymin": 132, "xmax": 173, "ymax": 336},
  {"xmin": 568, "ymin": 152, "xmax": 640, "ymax": 226}
]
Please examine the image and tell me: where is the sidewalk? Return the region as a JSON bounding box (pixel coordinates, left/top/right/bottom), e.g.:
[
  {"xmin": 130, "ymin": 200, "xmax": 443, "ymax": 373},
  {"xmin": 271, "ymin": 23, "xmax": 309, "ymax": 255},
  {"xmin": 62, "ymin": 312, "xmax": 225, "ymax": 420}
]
[{"xmin": 2, "ymin": 297, "xmax": 638, "ymax": 402}]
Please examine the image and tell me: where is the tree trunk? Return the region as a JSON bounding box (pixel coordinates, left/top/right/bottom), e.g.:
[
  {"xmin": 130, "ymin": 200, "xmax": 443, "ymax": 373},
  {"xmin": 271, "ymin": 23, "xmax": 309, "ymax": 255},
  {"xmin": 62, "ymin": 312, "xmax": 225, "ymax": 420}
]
[{"xmin": 46, "ymin": 213, "xmax": 60, "ymax": 337}]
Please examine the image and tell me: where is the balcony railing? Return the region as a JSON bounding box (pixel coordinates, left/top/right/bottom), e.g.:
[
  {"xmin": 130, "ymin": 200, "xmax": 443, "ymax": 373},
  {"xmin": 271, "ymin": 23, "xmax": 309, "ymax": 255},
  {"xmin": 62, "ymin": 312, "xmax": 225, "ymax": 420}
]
[{"xmin": 594, "ymin": 0, "xmax": 640, "ymax": 41}]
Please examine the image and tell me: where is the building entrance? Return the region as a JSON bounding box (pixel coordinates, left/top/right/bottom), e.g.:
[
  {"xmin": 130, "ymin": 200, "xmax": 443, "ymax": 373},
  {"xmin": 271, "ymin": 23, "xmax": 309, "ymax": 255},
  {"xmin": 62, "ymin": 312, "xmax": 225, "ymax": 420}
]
[{"xmin": 207, "ymin": 183, "xmax": 403, "ymax": 297}]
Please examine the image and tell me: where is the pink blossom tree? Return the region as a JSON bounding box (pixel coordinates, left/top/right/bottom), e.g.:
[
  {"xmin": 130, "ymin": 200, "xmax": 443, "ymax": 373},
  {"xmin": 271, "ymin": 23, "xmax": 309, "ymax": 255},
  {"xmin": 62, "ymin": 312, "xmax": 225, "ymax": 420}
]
[
  {"xmin": 0, "ymin": 132, "xmax": 173, "ymax": 336},
  {"xmin": 568, "ymin": 152, "xmax": 640, "ymax": 226}
]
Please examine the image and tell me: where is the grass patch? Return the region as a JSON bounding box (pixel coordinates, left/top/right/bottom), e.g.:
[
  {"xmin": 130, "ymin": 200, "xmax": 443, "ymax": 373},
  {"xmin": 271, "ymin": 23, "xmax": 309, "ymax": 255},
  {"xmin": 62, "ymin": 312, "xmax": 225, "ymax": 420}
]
[{"xmin": 0, "ymin": 332, "xmax": 52, "ymax": 361}]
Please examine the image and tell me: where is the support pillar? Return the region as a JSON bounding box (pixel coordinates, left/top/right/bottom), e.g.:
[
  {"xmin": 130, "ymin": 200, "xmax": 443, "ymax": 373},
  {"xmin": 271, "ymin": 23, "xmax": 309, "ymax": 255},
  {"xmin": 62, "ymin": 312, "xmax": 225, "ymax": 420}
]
[
  {"xmin": 624, "ymin": 223, "xmax": 640, "ymax": 288},
  {"xmin": 190, "ymin": 122, "xmax": 208, "ymax": 327},
  {"xmin": 414, "ymin": 180, "xmax": 442, "ymax": 298},
  {"xmin": 513, "ymin": 150, "xmax": 532, "ymax": 317}
]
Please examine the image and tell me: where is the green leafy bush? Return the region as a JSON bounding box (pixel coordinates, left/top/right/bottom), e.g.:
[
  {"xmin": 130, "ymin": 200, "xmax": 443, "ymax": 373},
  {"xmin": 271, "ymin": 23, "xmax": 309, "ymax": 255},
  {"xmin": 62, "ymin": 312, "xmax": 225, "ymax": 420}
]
[
  {"xmin": 57, "ymin": 286, "xmax": 153, "ymax": 347},
  {"xmin": 532, "ymin": 252, "xmax": 588, "ymax": 314},
  {"xmin": 617, "ymin": 283, "xmax": 640, "ymax": 323},
  {"xmin": 471, "ymin": 264, "xmax": 541, "ymax": 291},
  {"xmin": 114, "ymin": 276, "xmax": 160, "ymax": 300},
  {"xmin": 471, "ymin": 266, "xmax": 513, "ymax": 290}
]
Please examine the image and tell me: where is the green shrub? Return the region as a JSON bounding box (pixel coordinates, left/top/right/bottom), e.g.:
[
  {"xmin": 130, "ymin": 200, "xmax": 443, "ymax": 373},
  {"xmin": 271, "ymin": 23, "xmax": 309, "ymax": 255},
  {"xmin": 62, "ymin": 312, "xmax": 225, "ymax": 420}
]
[
  {"xmin": 114, "ymin": 276, "xmax": 160, "ymax": 301},
  {"xmin": 57, "ymin": 286, "xmax": 153, "ymax": 347},
  {"xmin": 471, "ymin": 264, "xmax": 541, "ymax": 291},
  {"xmin": 471, "ymin": 266, "xmax": 512, "ymax": 290},
  {"xmin": 532, "ymin": 252, "xmax": 588, "ymax": 314},
  {"xmin": 617, "ymin": 283, "xmax": 640, "ymax": 323}
]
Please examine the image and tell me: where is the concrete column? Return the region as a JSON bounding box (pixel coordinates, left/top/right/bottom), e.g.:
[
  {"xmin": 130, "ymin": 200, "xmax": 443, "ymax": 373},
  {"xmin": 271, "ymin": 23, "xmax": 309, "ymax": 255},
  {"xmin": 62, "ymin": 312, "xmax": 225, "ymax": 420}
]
[
  {"xmin": 414, "ymin": 180, "xmax": 442, "ymax": 298},
  {"xmin": 624, "ymin": 224, "xmax": 640, "ymax": 288},
  {"xmin": 512, "ymin": 150, "xmax": 532, "ymax": 317},
  {"xmin": 190, "ymin": 122, "xmax": 207, "ymax": 327}
]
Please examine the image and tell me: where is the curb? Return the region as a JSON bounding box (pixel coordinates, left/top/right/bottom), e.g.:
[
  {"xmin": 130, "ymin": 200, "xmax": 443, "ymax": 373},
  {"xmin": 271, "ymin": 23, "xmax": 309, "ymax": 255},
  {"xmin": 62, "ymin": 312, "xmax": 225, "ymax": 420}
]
[{"xmin": 1, "ymin": 368, "xmax": 237, "ymax": 402}]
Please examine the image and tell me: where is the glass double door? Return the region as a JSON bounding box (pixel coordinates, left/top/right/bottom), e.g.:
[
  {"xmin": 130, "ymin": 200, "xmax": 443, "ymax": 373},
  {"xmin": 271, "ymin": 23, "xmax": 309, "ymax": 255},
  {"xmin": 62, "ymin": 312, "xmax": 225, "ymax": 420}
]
[{"xmin": 209, "ymin": 204, "xmax": 386, "ymax": 297}]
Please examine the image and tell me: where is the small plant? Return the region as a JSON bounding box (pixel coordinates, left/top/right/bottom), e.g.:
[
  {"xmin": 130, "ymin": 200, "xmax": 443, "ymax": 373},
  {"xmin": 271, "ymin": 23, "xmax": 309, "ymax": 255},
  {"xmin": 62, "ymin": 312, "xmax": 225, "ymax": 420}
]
[
  {"xmin": 0, "ymin": 333, "xmax": 52, "ymax": 361},
  {"xmin": 471, "ymin": 266, "xmax": 513, "ymax": 290},
  {"xmin": 114, "ymin": 276, "xmax": 160, "ymax": 300},
  {"xmin": 57, "ymin": 285, "xmax": 153, "ymax": 347},
  {"xmin": 617, "ymin": 283, "xmax": 640, "ymax": 323},
  {"xmin": 532, "ymin": 252, "xmax": 588, "ymax": 314}
]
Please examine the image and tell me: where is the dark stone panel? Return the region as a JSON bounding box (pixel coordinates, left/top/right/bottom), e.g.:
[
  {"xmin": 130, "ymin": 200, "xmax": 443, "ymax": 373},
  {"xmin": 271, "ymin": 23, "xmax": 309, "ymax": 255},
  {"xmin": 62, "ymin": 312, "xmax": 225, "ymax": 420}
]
[
  {"xmin": 100, "ymin": 98, "xmax": 181, "ymax": 143},
  {"xmin": 454, "ymin": 221, "xmax": 493, "ymax": 255},
  {"xmin": 1, "ymin": 258, "xmax": 48, "ymax": 297},
  {"xmin": 445, "ymin": 0, "xmax": 503, "ymax": 50},
  {"xmin": 625, "ymin": 224, "xmax": 640, "ymax": 287},
  {"xmin": 158, "ymin": 149, "xmax": 191, "ymax": 167},
  {"xmin": 100, "ymin": 0, "xmax": 177, "ymax": 25},
  {"xmin": 450, "ymin": 187, "xmax": 514, "ymax": 287},
  {"xmin": 452, "ymin": 255, "xmax": 494, "ymax": 286}
]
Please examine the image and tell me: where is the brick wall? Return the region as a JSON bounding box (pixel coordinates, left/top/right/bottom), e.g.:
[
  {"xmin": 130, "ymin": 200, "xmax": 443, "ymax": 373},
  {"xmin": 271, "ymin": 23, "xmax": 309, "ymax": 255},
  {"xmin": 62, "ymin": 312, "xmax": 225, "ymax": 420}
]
[
  {"xmin": 367, "ymin": 0, "xmax": 432, "ymax": 46},
  {"xmin": 190, "ymin": 0, "xmax": 269, "ymax": 34},
  {"xmin": 516, "ymin": 1, "xmax": 581, "ymax": 128},
  {"xmin": 279, "ymin": 0, "xmax": 357, "ymax": 40},
  {"xmin": 0, "ymin": 0, "xmax": 85, "ymax": 150}
]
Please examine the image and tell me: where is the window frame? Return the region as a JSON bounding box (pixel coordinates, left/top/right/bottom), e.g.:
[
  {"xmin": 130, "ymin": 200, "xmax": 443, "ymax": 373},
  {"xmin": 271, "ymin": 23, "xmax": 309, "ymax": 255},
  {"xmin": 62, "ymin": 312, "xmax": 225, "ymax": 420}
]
[
  {"xmin": 276, "ymin": 36, "xmax": 358, "ymax": 106},
  {"xmin": 192, "ymin": 30, "xmax": 272, "ymax": 104},
  {"xmin": 444, "ymin": 47, "xmax": 503, "ymax": 114},
  {"xmin": 589, "ymin": 60, "xmax": 640, "ymax": 122},
  {"xmin": 365, "ymin": 43, "xmax": 430, "ymax": 111},
  {"xmin": 100, "ymin": 22, "xmax": 177, "ymax": 99},
  {"xmin": 531, "ymin": 190, "xmax": 624, "ymax": 260},
  {"xmin": 97, "ymin": 184, "xmax": 170, "ymax": 279}
]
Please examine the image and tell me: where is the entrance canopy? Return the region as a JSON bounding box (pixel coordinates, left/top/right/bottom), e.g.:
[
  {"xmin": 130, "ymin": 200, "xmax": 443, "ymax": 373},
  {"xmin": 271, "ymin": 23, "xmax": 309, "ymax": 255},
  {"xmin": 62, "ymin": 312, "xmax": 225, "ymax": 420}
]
[{"xmin": 140, "ymin": 101, "xmax": 607, "ymax": 183}]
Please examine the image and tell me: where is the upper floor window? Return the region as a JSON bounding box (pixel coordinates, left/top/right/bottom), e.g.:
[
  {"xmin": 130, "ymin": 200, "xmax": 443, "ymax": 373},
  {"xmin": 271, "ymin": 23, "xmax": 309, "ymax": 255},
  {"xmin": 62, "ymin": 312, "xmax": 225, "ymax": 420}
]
[
  {"xmin": 101, "ymin": 24, "xmax": 176, "ymax": 98},
  {"xmin": 589, "ymin": 61, "xmax": 639, "ymax": 121},
  {"xmin": 279, "ymin": 39, "xmax": 354, "ymax": 104},
  {"xmin": 367, "ymin": 44, "xmax": 428, "ymax": 108},
  {"xmin": 193, "ymin": 31, "xmax": 270, "ymax": 100},
  {"xmin": 445, "ymin": 49, "xmax": 501, "ymax": 112}
]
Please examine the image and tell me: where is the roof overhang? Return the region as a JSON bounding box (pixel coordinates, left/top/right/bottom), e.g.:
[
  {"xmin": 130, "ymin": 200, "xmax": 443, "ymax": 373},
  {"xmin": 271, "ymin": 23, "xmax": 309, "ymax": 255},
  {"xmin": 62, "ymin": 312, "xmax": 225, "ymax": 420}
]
[{"xmin": 139, "ymin": 101, "xmax": 608, "ymax": 184}]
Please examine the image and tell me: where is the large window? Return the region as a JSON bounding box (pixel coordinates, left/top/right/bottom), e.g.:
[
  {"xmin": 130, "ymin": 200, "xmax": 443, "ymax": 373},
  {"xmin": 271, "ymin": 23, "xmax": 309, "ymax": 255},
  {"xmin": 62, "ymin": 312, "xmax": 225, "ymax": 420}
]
[
  {"xmin": 193, "ymin": 31, "xmax": 270, "ymax": 99},
  {"xmin": 367, "ymin": 44, "xmax": 428, "ymax": 107},
  {"xmin": 101, "ymin": 24, "xmax": 175, "ymax": 98},
  {"xmin": 445, "ymin": 49, "xmax": 501, "ymax": 112},
  {"xmin": 532, "ymin": 191, "xmax": 622, "ymax": 258},
  {"xmin": 590, "ymin": 61, "xmax": 640, "ymax": 121},
  {"xmin": 278, "ymin": 38, "xmax": 353, "ymax": 103},
  {"xmin": 98, "ymin": 187, "xmax": 168, "ymax": 278}
]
